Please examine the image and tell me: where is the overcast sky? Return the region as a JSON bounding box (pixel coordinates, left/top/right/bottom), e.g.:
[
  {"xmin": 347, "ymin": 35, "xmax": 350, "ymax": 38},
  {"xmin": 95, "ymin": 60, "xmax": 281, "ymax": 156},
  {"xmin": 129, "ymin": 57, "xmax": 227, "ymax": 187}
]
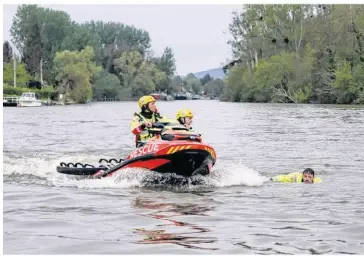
[{"xmin": 3, "ymin": 4, "xmax": 241, "ymax": 75}]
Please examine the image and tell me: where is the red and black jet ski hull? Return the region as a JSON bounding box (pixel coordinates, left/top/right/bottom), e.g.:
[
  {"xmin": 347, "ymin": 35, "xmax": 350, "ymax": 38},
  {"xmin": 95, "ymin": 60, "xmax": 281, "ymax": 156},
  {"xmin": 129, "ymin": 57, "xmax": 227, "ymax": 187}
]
[
  {"xmin": 92, "ymin": 140, "xmax": 216, "ymax": 178},
  {"xmin": 56, "ymin": 123, "xmax": 217, "ymax": 179}
]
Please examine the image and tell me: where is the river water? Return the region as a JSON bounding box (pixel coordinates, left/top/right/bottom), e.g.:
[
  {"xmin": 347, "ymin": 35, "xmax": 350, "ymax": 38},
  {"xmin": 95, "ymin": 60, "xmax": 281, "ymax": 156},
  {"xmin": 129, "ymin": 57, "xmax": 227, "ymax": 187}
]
[{"xmin": 3, "ymin": 100, "xmax": 364, "ymax": 254}]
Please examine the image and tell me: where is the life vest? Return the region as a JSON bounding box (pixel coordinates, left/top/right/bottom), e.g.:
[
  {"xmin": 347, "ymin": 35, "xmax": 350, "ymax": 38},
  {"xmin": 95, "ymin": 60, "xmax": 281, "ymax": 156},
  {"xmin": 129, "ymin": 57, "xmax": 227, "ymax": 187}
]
[
  {"xmin": 133, "ymin": 112, "xmax": 158, "ymax": 143},
  {"xmin": 272, "ymin": 172, "xmax": 322, "ymax": 183}
]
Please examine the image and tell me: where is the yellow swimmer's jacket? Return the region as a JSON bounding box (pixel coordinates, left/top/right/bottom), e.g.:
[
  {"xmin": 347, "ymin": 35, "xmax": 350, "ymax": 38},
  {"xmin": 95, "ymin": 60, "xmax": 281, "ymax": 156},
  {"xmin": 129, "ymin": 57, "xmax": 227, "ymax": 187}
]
[{"xmin": 272, "ymin": 172, "xmax": 322, "ymax": 183}]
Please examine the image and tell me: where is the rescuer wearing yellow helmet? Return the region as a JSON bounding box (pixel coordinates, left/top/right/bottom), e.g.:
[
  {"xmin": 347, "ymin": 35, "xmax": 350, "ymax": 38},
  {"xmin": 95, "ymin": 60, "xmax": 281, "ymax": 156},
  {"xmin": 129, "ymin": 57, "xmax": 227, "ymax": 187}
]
[
  {"xmin": 176, "ymin": 108, "xmax": 194, "ymax": 130},
  {"xmin": 130, "ymin": 95, "xmax": 165, "ymax": 147}
]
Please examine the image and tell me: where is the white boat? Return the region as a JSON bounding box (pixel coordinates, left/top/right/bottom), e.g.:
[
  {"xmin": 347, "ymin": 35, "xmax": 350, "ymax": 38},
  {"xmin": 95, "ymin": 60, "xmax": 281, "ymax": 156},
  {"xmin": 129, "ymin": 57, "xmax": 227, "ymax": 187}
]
[
  {"xmin": 192, "ymin": 94, "xmax": 200, "ymax": 100},
  {"xmin": 18, "ymin": 92, "xmax": 42, "ymax": 107}
]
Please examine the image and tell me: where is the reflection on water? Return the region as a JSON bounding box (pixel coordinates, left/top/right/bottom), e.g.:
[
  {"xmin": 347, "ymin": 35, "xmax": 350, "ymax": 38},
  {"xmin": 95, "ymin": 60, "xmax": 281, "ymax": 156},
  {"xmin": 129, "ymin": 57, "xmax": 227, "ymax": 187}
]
[{"xmin": 132, "ymin": 197, "xmax": 218, "ymax": 251}]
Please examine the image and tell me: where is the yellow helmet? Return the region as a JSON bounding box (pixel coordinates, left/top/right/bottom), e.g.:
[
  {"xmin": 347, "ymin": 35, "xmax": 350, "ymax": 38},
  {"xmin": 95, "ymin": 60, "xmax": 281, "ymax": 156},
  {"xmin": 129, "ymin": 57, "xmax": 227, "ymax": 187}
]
[
  {"xmin": 138, "ymin": 95, "xmax": 156, "ymax": 109},
  {"xmin": 176, "ymin": 108, "xmax": 194, "ymax": 120}
]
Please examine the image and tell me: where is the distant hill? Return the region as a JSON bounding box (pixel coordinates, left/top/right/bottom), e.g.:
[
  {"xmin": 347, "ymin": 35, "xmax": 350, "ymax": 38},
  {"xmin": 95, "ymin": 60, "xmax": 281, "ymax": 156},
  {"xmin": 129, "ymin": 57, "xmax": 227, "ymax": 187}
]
[{"xmin": 194, "ymin": 67, "xmax": 226, "ymax": 80}]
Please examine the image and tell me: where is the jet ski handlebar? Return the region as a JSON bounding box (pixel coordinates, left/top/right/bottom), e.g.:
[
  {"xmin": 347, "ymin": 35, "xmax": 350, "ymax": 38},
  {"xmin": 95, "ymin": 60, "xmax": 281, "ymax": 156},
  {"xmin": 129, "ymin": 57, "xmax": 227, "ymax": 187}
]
[
  {"xmin": 151, "ymin": 122, "xmax": 165, "ymax": 129},
  {"xmin": 148, "ymin": 122, "xmax": 191, "ymax": 135}
]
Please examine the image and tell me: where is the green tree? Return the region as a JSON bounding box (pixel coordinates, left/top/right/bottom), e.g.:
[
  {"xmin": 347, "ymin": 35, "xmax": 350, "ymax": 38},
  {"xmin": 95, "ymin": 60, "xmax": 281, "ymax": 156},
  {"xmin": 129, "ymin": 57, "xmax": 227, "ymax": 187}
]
[
  {"xmin": 152, "ymin": 47, "xmax": 176, "ymax": 92},
  {"xmin": 11, "ymin": 4, "xmax": 73, "ymax": 84},
  {"xmin": 224, "ymin": 4, "xmax": 364, "ymax": 104},
  {"xmin": 80, "ymin": 21, "xmax": 151, "ymax": 73},
  {"xmin": 9, "ymin": 4, "xmax": 175, "ymax": 101},
  {"xmin": 3, "ymin": 41, "xmax": 13, "ymax": 63},
  {"xmin": 11, "ymin": 5, "xmax": 43, "ymax": 75},
  {"xmin": 92, "ymin": 69, "xmax": 121, "ymax": 100},
  {"xmin": 169, "ymin": 76, "xmax": 184, "ymax": 93},
  {"xmin": 332, "ymin": 60, "xmax": 358, "ymax": 104},
  {"xmin": 3, "ymin": 62, "xmax": 32, "ymax": 87},
  {"xmin": 53, "ymin": 46, "xmax": 101, "ymax": 103},
  {"xmin": 352, "ymin": 64, "xmax": 364, "ymax": 104},
  {"xmin": 113, "ymin": 51, "xmax": 166, "ymax": 98},
  {"xmin": 200, "ymin": 74, "xmax": 213, "ymax": 85},
  {"xmin": 205, "ymin": 78, "xmax": 225, "ymax": 97},
  {"xmin": 183, "ymin": 73, "xmax": 202, "ymax": 94},
  {"xmin": 158, "ymin": 47, "xmax": 176, "ymax": 77}
]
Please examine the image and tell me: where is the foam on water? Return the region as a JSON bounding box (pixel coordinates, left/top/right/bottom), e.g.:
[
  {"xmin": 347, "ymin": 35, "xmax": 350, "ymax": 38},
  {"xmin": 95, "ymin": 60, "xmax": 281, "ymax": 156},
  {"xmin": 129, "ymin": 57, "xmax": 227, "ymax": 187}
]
[{"xmin": 207, "ymin": 161, "xmax": 270, "ymax": 187}]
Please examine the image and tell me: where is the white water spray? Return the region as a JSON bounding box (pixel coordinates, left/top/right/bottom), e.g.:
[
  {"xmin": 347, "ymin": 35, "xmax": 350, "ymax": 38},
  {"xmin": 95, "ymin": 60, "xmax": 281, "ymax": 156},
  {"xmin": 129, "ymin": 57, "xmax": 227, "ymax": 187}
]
[{"xmin": 3, "ymin": 154, "xmax": 269, "ymax": 190}]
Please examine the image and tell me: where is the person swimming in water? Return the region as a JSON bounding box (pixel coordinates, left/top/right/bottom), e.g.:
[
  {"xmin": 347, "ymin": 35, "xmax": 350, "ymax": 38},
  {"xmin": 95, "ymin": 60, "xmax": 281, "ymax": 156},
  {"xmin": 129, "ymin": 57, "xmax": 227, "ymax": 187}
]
[{"xmin": 271, "ymin": 168, "xmax": 322, "ymax": 183}]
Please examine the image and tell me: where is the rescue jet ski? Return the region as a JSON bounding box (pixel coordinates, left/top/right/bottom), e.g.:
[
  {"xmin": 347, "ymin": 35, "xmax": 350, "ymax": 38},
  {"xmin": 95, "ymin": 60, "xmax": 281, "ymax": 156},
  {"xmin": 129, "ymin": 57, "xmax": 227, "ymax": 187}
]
[{"xmin": 56, "ymin": 122, "xmax": 216, "ymax": 179}]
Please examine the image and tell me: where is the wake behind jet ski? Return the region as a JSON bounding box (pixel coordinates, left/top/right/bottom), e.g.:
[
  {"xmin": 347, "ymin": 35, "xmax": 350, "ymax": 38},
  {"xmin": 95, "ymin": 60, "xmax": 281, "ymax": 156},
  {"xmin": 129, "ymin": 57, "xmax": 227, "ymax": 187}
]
[{"xmin": 56, "ymin": 121, "xmax": 216, "ymax": 179}]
